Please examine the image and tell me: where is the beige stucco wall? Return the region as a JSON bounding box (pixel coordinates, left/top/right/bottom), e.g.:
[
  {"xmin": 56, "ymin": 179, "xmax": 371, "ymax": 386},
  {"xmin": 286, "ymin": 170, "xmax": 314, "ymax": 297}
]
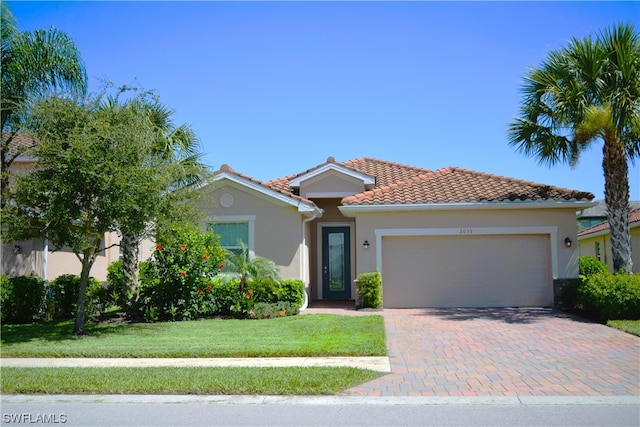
[
  {"xmin": 2, "ymin": 231, "xmax": 152, "ymax": 282},
  {"xmin": 299, "ymin": 171, "xmax": 365, "ymax": 199},
  {"xmin": 351, "ymin": 208, "xmax": 581, "ymax": 282},
  {"xmin": 199, "ymin": 181, "xmax": 304, "ymax": 281},
  {"xmin": 578, "ymin": 226, "xmax": 640, "ymax": 273}
]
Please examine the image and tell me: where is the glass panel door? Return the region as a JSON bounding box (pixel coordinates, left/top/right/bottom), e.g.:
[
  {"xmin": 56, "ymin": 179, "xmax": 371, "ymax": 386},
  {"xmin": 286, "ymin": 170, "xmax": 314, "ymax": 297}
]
[{"xmin": 322, "ymin": 227, "xmax": 351, "ymax": 299}]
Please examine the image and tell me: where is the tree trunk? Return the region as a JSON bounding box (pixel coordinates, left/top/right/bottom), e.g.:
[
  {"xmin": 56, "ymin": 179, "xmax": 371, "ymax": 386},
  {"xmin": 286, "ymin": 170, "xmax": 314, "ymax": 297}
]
[
  {"xmin": 603, "ymin": 137, "xmax": 633, "ymax": 273},
  {"xmin": 74, "ymin": 248, "xmax": 97, "ymax": 335},
  {"xmin": 121, "ymin": 231, "xmax": 140, "ymax": 298}
]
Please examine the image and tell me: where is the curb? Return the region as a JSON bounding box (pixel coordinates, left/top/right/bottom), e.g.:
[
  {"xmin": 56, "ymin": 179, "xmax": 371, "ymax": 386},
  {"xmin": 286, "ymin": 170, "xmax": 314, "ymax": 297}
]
[
  {"xmin": 0, "ymin": 357, "xmax": 391, "ymax": 372},
  {"xmin": 2, "ymin": 394, "xmax": 638, "ymax": 406}
]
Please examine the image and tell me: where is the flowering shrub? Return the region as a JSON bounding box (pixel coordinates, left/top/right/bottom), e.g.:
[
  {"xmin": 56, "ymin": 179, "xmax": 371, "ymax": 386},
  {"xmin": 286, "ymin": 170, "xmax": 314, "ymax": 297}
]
[{"xmin": 136, "ymin": 225, "xmax": 226, "ymax": 321}]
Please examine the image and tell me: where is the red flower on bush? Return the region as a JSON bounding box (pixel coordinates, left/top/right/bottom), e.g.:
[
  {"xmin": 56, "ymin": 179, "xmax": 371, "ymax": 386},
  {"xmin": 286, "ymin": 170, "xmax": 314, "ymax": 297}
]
[
  {"xmin": 206, "ymin": 285, "xmax": 212, "ymax": 292},
  {"xmin": 180, "ymin": 271, "xmax": 187, "ymax": 277},
  {"xmin": 197, "ymin": 289, "xmax": 204, "ymax": 295},
  {"xmin": 156, "ymin": 244, "xmax": 163, "ymax": 251},
  {"xmin": 180, "ymin": 244, "xmax": 187, "ymax": 251},
  {"xmin": 219, "ymin": 264, "xmax": 224, "ymax": 269},
  {"xmin": 202, "ymin": 255, "xmax": 208, "ymax": 260}
]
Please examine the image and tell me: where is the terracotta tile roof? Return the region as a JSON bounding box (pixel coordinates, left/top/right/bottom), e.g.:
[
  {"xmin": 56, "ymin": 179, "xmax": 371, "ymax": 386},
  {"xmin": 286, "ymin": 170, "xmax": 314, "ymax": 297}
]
[
  {"xmin": 578, "ymin": 207, "xmax": 640, "ymax": 237},
  {"xmin": 265, "ymin": 157, "xmax": 432, "ymax": 193},
  {"xmin": 214, "ymin": 164, "xmax": 317, "ymax": 208},
  {"xmin": 342, "ymin": 157, "xmax": 431, "ymax": 187},
  {"xmin": 227, "ymin": 157, "xmax": 594, "ymax": 209},
  {"xmin": 342, "ymin": 166, "xmax": 594, "ymax": 205},
  {"xmin": 1, "ymin": 132, "xmax": 37, "ymax": 159}
]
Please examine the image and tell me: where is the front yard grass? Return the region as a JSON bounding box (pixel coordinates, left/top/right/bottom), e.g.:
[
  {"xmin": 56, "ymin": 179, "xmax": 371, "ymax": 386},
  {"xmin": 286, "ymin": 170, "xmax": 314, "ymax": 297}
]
[
  {"xmin": 1, "ymin": 367, "xmax": 383, "ymax": 395},
  {"xmin": 607, "ymin": 319, "xmax": 640, "ymax": 337},
  {"xmin": 1, "ymin": 314, "xmax": 387, "ymax": 395},
  {"xmin": 1, "ymin": 314, "xmax": 386, "ymax": 357}
]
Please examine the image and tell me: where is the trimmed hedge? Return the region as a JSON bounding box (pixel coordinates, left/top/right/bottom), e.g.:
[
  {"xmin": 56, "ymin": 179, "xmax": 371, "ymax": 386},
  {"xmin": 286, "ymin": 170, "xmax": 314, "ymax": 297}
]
[
  {"xmin": 580, "ymin": 272, "xmax": 640, "ymax": 320},
  {"xmin": 357, "ymin": 272, "xmax": 382, "ymax": 309},
  {"xmin": 0, "ymin": 275, "xmax": 46, "ymax": 323},
  {"xmin": 579, "ymin": 256, "xmax": 608, "ymax": 277}
]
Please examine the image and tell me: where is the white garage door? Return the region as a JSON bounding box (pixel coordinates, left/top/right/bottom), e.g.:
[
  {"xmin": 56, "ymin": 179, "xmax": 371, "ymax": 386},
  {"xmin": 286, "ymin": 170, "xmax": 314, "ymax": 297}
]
[{"xmin": 381, "ymin": 234, "xmax": 552, "ymax": 308}]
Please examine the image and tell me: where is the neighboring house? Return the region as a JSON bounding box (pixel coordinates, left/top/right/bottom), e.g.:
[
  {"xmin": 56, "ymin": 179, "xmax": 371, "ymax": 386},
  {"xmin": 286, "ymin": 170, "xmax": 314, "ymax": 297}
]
[
  {"xmin": 199, "ymin": 156, "xmax": 595, "ymax": 309},
  {"xmin": 1, "ymin": 134, "xmax": 154, "ymax": 282},
  {"xmin": 577, "ymin": 200, "xmax": 640, "ymax": 230},
  {"xmin": 577, "ymin": 207, "xmax": 640, "ymax": 273}
]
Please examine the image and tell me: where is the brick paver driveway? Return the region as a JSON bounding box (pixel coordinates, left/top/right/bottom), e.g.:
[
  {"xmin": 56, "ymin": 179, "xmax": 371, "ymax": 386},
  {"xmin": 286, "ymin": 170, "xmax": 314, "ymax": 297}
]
[{"xmin": 345, "ymin": 308, "xmax": 640, "ymax": 397}]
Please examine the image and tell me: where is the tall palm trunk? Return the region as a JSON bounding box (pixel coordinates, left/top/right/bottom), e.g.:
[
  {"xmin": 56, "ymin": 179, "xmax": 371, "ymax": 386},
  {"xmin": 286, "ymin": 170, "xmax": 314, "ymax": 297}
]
[
  {"xmin": 603, "ymin": 137, "xmax": 632, "ymax": 273},
  {"xmin": 121, "ymin": 231, "xmax": 140, "ymax": 304}
]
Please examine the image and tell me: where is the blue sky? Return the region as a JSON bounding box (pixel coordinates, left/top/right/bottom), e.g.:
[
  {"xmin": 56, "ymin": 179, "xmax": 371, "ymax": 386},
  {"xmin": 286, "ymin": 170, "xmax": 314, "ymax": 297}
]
[{"xmin": 8, "ymin": 1, "xmax": 640, "ymax": 200}]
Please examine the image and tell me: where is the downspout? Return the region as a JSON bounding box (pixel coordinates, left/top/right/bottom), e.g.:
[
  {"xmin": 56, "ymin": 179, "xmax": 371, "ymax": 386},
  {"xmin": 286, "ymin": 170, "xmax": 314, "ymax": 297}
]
[
  {"xmin": 43, "ymin": 236, "xmax": 49, "ymax": 282},
  {"xmin": 300, "ymin": 209, "xmax": 320, "ymax": 311}
]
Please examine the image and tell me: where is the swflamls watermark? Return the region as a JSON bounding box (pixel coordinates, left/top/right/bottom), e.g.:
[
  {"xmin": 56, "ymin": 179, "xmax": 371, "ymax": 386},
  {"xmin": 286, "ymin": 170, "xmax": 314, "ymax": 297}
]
[{"xmin": 2, "ymin": 413, "xmax": 67, "ymax": 424}]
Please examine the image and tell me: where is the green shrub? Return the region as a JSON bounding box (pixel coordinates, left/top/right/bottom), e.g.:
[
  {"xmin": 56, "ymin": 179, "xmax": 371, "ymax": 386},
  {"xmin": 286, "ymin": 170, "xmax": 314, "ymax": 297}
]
[
  {"xmin": 559, "ymin": 279, "xmax": 582, "ymax": 310},
  {"xmin": 250, "ymin": 301, "xmax": 299, "ymax": 319},
  {"xmin": 579, "ymin": 256, "xmax": 608, "ymax": 277},
  {"xmin": 279, "ymin": 279, "xmax": 305, "ymax": 307},
  {"xmin": 357, "ymin": 272, "xmax": 382, "ymax": 309},
  {"xmin": 205, "ymin": 276, "xmax": 301, "ymax": 319},
  {"xmin": 136, "ymin": 225, "xmax": 226, "ymax": 321},
  {"xmin": 46, "ymin": 274, "xmax": 103, "ymax": 320},
  {"xmin": 0, "ymin": 275, "xmax": 46, "ymax": 323},
  {"xmin": 251, "ymin": 277, "xmax": 281, "ymax": 304},
  {"xmin": 107, "ymin": 259, "xmax": 154, "ymax": 307},
  {"xmin": 580, "ymin": 272, "xmax": 640, "ymax": 320},
  {"xmin": 0, "ymin": 275, "xmax": 12, "ymax": 322}
]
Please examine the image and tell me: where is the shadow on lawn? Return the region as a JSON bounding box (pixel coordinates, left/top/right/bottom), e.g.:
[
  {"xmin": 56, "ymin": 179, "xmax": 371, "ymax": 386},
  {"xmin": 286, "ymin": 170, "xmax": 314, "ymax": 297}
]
[
  {"xmin": 0, "ymin": 319, "xmax": 148, "ymax": 344},
  {"xmin": 408, "ymin": 307, "xmax": 595, "ymax": 325}
]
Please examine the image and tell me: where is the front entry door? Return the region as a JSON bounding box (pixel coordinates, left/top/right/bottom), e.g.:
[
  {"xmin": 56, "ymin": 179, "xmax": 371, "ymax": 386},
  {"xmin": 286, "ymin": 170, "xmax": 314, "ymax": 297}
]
[{"xmin": 322, "ymin": 227, "xmax": 351, "ymax": 299}]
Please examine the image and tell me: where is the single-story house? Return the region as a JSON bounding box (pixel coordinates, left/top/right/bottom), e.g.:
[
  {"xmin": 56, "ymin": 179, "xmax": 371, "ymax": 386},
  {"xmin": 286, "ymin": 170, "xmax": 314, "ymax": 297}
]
[
  {"xmin": 199, "ymin": 156, "xmax": 595, "ymax": 308},
  {"xmin": 577, "ymin": 207, "xmax": 640, "ymax": 273}
]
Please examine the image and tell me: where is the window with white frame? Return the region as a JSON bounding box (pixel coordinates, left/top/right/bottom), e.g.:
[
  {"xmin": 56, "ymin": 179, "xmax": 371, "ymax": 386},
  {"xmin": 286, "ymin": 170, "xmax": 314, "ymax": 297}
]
[{"xmin": 208, "ymin": 216, "xmax": 255, "ymax": 258}]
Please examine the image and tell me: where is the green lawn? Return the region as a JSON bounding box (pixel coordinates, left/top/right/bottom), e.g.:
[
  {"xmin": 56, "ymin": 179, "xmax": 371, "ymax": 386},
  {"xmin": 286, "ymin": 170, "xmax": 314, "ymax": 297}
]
[
  {"xmin": 1, "ymin": 314, "xmax": 387, "ymax": 395},
  {"xmin": 607, "ymin": 319, "xmax": 640, "ymax": 337},
  {"xmin": 1, "ymin": 314, "xmax": 386, "ymax": 357},
  {"xmin": 1, "ymin": 367, "xmax": 384, "ymax": 395}
]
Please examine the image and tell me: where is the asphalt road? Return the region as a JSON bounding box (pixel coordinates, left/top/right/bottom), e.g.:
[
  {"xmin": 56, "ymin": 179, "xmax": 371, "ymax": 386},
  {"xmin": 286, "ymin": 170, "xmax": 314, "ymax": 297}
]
[{"xmin": 2, "ymin": 395, "xmax": 638, "ymax": 427}]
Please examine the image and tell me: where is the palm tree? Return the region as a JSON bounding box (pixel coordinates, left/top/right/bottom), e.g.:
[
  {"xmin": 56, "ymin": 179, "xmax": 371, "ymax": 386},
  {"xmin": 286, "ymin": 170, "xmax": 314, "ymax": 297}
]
[
  {"xmin": 508, "ymin": 23, "xmax": 640, "ymax": 273},
  {"xmin": 117, "ymin": 96, "xmax": 208, "ymax": 302},
  {"xmin": 223, "ymin": 242, "xmax": 281, "ymax": 292},
  {"xmin": 1, "ymin": 3, "xmax": 87, "ymax": 204}
]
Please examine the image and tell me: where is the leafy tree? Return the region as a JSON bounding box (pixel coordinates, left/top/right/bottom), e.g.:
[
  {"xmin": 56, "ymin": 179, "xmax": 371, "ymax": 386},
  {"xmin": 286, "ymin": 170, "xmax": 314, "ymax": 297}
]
[
  {"xmin": 508, "ymin": 23, "xmax": 640, "ymax": 272},
  {"xmin": 1, "ymin": 3, "xmax": 87, "ymax": 205},
  {"xmin": 3, "ymin": 93, "xmax": 171, "ymax": 334}
]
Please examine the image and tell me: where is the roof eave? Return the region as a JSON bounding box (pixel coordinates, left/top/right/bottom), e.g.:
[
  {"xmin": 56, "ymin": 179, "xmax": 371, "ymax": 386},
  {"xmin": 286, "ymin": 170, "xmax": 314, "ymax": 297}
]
[
  {"xmin": 289, "ymin": 163, "xmax": 375, "ymax": 187},
  {"xmin": 578, "ymin": 220, "xmax": 640, "ymax": 240},
  {"xmin": 339, "ymin": 200, "xmax": 597, "ymax": 217},
  {"xmin": 209, "ymin": 171, "xmax": 319, "ymax": 215}
]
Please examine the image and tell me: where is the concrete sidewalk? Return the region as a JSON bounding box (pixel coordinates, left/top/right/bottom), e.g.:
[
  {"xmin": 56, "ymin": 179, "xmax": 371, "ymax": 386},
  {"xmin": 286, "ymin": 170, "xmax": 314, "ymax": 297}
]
[{"xmin": 0, "ymin": 356, "xmax": 391, "ymax": 372}]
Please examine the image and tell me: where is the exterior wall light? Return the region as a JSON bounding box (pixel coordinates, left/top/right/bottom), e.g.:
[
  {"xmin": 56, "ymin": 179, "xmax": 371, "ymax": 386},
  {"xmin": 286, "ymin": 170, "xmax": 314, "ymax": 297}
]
[
  {"xmin": 363, "ymin": 240, "xmax": 370, "ymax": 250},
  {"xmin": 13, "ymin": 245, "xmax": 21, "ymax": 254},
  {"xmin": 564, "ymin": 237, "xmax": 572, "ymax": 248}
]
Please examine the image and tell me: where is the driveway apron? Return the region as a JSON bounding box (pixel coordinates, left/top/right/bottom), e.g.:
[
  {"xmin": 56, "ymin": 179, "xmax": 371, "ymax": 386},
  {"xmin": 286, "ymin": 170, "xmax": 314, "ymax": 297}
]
[{"xmin": 344, "ymin": 308, "xmax": 640, "ymax": 397}]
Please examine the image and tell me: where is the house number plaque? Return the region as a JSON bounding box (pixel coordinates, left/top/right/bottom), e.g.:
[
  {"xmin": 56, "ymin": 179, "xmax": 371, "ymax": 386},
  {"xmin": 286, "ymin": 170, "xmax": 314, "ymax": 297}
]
[{"xmin": 458, "ymin": 228, "xmax": 474, "ymax": 234}]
